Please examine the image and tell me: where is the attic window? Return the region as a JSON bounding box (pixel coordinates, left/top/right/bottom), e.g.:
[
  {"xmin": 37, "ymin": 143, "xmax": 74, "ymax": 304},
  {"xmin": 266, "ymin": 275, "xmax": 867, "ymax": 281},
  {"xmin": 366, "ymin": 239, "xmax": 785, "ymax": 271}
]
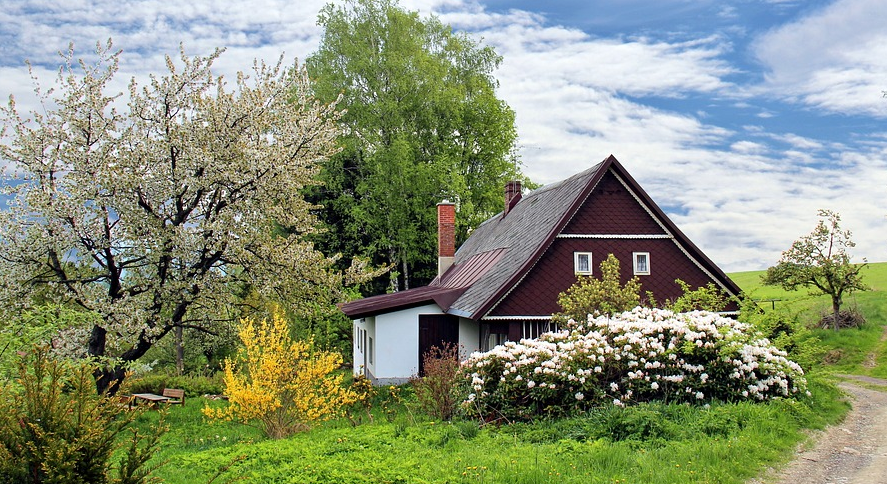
[
  {"xmin": 633, "ymin": 252, "xmax": 650, "ymax": 275},
  {"xmin": 574, "ymin": 252, "xmax": 592, "ymax": 275}
]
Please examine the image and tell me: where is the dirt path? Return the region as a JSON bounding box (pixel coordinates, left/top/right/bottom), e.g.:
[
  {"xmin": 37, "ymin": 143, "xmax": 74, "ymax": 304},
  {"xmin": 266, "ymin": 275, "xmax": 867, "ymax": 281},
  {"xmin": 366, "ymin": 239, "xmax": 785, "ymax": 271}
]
[{"xmin": 752, "ymin": 376, "xmax": 887, "ymax": 484}]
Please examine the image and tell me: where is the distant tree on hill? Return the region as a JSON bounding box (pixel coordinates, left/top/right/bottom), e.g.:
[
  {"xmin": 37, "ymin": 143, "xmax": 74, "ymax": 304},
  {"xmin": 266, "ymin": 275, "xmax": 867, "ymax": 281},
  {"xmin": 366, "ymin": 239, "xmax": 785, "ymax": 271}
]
[
  {"xmin": 0, "ymin": 41, "xmax": 380, "ymax": 392},
  {"xmin": 762, "ymin": 209, "xmax": 867, "ymax": 330},
  {"xmin": 306, "ymin": 0, "xmax": 525, "ymax": 292}
]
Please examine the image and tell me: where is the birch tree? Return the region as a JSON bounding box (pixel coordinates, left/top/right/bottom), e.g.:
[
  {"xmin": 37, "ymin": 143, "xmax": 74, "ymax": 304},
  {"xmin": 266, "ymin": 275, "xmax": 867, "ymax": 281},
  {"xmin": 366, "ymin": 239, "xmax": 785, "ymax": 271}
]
[
  {"xmin": 0, "ymin": 41, "xmax": 377, "ymax": 391},
  {"xmin": 306, "ymin": 0, "xmax": 523, "ymax": 292}
]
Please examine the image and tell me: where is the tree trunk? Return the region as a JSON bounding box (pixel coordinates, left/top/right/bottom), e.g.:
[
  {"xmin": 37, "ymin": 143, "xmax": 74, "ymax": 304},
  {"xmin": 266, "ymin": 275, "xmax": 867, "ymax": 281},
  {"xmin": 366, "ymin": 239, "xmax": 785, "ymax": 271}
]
[
  {"xmin": 87, "ymin": 321, "xmax": 172, "ymax": 395},
  {"xmin": 93, "ymin": 366, "xmax": 128, "ymax": 396},
  {"xmin": 175, "ymin": 324, "xmax": 184, "ymax": 375},
  {"xmin": 402, "ymin": 259, "xmax": 410, "ymax": 290},
  {"xmin": 389, "ymin": 247, "xmax": 401, "ymax": 292},
  {"xmin": 832, "ymin": 296, "xmax": 842, "ymax": 331}
]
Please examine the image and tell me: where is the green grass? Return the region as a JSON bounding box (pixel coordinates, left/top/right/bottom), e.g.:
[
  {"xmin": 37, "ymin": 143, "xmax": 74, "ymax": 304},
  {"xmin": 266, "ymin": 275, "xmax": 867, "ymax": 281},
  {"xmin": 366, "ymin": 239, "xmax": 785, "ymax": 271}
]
[{"xmin": 130, "ymin": 376, "xmax": 848, "ymax": 484}]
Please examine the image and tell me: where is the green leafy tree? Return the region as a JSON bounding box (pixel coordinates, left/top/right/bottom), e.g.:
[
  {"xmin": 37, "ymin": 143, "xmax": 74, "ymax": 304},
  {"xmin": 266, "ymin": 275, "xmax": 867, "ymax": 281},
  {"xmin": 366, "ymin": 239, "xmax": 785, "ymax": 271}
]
[
  {"xmin": 0, "ymin": 305, "xmax": 101, "ymax": 378},
  {"xmin": 0, "ymin": 41, "xmax": 381, "ymax": 392},
  {"xmin": 306, "ymin": 0, "xmax": 524, "ymax": 292},
  {"xmin": 556, "ymin": 254, "xmax": 642, "ymax": 321},
  {"xmin": 762, "ymin": 209, "xmax": 867, "ymax": 330}
]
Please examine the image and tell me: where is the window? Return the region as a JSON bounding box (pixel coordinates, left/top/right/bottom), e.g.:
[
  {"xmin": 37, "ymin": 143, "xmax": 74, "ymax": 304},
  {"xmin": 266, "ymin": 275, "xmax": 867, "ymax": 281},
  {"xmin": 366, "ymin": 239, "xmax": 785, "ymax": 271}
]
[
  {"xmin": 368, "ymin": 337, "xmax": 374, "ymax": 364},
  {"xmin": 522, "ymin": 321, "xmax": 559, "ymax": 339},
  {"xmin": 633, "ymin": 252, "xmax": 650, "ymax": 275},
  {"xmin": 574, "ymin": 252, "xmax": 593, "ymax": 275},
  {"xmin": 480, "ymin": 322, "xmax": 509, "ymax": 352}
]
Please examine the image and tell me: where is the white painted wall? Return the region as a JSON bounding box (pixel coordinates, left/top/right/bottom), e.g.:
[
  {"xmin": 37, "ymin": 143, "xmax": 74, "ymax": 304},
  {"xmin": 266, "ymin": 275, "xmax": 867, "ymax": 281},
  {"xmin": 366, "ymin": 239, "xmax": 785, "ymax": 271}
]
[
  {"xmin": 352, "ymin": 316, "xmax": 376, "ymax": 378},
  {"xmin": 373, "ymin": 303, "xmax": 441, "ymax": 384},
  {"xmin": 353, "ymin": 305, "xmax": 484, "ymax": 384},
  {"xmin": 459, "ymin": 317, "xmax": 481, "ymax": 358}
]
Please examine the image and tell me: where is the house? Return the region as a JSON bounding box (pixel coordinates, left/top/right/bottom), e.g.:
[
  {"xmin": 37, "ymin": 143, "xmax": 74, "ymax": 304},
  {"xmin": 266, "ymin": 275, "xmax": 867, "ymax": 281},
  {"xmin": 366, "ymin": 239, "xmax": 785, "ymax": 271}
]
[{"xmin": 341, "ymin": 155, "xmax": 742, "ymax": 384}]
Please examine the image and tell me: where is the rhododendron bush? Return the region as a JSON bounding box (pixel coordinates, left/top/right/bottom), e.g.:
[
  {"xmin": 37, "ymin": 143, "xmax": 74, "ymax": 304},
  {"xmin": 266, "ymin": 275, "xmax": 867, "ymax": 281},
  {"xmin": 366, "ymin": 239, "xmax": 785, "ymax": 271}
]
[{"xmin": 460, "ymin": 308, "xmax": 807, "ymax": 421}]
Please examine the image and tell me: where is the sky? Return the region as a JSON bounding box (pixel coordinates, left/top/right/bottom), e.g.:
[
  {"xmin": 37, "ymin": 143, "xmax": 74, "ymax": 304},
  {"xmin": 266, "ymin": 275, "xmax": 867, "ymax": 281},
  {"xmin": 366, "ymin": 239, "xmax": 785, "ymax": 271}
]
[{"xmin": 0, "ymin": 0, "xmax": 885, "ymax": 273}]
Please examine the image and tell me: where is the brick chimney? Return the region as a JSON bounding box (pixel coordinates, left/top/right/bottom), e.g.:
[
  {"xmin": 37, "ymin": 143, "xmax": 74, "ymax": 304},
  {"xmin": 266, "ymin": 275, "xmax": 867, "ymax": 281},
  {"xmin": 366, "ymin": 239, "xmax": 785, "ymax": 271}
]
[
  {"xmin": 504, "ymin": 180, "xmax": 522, "ymax": 216},
  {"xmin": 437, "ymin": 201, "xmax": 456, "ymax": 276}
]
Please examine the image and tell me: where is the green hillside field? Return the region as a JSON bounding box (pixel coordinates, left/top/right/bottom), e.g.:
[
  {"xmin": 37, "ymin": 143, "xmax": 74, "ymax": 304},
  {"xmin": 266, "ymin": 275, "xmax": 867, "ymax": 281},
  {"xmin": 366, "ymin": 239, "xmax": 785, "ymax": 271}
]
[{"xmin": 729, "ymin": 261, "xmax": 887, "ymax": 378}]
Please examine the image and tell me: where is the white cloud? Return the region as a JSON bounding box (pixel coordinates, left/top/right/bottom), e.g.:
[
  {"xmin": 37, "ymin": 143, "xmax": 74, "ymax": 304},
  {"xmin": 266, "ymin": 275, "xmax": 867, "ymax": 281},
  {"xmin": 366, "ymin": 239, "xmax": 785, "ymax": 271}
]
[{"xmin": 752, "ymin": 0, "xmax": 887, "ymax": 116}]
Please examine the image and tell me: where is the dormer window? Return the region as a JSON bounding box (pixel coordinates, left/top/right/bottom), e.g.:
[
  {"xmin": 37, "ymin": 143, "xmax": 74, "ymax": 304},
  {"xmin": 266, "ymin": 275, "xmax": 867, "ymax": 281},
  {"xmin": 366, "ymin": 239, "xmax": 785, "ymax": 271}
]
[
  {"xmin": 574, "ymin": 252, "xmax": 592, "ymax": 275},
  {"xmin": 633, "ymin": 252, "xmax": 650, "ymax": 275}
]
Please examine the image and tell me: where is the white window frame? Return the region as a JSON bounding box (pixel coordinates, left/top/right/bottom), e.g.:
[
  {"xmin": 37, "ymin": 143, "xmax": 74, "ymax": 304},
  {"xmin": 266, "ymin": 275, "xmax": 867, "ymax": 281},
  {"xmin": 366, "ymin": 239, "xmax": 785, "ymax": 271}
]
[
  {"xmin": 633, "ymin": 252, "xmax": 651, "ymax": 275},
  {"xmin": 574, "ymin": 252, "xmax": 593, "ymax": 275}
]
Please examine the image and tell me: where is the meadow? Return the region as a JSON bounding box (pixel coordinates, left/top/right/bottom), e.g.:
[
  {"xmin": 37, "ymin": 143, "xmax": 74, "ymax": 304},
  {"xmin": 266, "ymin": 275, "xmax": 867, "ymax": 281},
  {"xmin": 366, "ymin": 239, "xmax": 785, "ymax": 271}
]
[{"xmin": 130, "ymin": 263, "xmax": 887, "ymax": 484}]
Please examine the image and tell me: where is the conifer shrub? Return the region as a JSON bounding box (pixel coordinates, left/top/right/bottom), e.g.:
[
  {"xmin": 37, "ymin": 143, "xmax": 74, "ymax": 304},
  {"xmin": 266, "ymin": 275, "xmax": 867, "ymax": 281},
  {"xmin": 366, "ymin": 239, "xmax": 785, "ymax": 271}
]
[
  {"xmin": 459, "ymin": 308, "xmax": 808, "ymax": 421},
  {"xmin": 0, "ymin": 347, "xmax": 163, "ymax": 484},
  {"xmin": 203, "ymin": 313, "xmax": 356, "ymax": 438}
]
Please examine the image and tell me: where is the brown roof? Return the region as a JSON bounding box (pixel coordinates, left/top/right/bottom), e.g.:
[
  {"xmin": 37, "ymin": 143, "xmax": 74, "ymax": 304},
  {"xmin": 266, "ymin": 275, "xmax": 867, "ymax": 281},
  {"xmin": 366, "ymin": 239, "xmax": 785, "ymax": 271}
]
[
  {"xmin": 340, "ymin": 155, "xmax": 742, "ymax": 320},
  {"xmin": 340, "ymin": 248, "xmax": 507, "ymax": 319}
]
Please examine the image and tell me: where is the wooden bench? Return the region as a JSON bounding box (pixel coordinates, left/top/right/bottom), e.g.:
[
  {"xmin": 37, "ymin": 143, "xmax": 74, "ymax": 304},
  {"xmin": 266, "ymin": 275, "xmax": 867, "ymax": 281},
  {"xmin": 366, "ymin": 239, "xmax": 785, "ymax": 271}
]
[{"xmin": 162, "ymin": 388, "xmax": 185, "ymax": 406}]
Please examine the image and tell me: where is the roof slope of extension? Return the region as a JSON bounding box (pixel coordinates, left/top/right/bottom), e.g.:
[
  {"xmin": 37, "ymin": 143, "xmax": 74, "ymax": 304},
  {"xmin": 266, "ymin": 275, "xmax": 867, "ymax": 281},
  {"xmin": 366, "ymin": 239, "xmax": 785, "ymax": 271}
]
[{"xmin": 340, "ymin": 155, "xmax": 742, "ymax": 320}]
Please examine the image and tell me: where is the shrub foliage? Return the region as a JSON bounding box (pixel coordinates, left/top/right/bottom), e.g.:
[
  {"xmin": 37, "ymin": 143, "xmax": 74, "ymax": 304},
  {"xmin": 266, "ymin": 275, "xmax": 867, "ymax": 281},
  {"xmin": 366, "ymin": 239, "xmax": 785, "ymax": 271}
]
[
  {"xmin": 460, "ymin": 308, "xmax": 808, "ymax": 421},
  {"xmin": 555, "ymin": 254, "xmax": 641, "ymax": 320},
  {"xmin": 203, "ymin": 314, "xmax": 355, "ymax": 438},
  {"xmin": 0, "ymin": 347, "xmax": 162, "ymax": 484},
  {"xmin": 411, "ymin": 344, "xmax": 461, "ymax": 421}
]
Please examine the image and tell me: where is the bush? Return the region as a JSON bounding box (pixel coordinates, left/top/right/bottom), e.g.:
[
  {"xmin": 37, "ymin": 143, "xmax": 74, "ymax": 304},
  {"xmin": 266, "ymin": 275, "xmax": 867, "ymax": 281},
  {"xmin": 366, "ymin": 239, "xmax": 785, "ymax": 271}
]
[
  {"xmin": 0, "ymin": 347, "xmax": 163, "ymax": 484},
  {"xmin": 0, "ymin": 305, "xmax": 101, "ymax": 379},
  {"xmin": 459, "ymin": 307, "xmax": 808, "ymax": 421},
  {"xmin": 739, "ymin": 300, "xmax": 826, "ymax": 371},
  {"xmin": 203, "ymin": 313, "xmax": 356, "ymax": 439},
  {"xmin": 411, "ymin": 344, "xmax": 461, "ymax": 421},
  {"xmin": 665, "ymin": 280, "xmax": 731, "ymax": 313},
  {"xmin": 555, "ymin": 254, "xmax": 641, "ymax": 320}
]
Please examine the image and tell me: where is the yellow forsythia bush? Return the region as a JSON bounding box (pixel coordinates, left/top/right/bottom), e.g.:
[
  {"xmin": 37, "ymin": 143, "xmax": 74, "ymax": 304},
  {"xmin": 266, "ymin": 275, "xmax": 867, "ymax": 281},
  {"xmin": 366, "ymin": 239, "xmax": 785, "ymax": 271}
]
[{"xmin": 203, "ymin": 313, "xmax": 355, "ymax": 438}]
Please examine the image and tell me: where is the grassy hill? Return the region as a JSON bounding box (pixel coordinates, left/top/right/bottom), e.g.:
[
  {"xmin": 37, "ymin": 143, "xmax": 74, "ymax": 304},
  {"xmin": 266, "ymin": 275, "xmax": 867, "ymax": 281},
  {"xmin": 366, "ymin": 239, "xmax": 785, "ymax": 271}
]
[
  {"xmin": 729, "ymin": 261, "xmax": 887, "ymax": 378},
  {"xmin": 729, "ymin": 261, "xmax": 887, "ymax": 303}
]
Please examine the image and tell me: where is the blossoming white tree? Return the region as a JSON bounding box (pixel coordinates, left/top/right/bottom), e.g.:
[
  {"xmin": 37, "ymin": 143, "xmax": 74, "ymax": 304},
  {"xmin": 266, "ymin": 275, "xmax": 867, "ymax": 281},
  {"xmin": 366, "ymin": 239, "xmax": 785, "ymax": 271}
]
[{"xmin": 0, "ymin": 41, "xmax": 377, "ymax": 391}]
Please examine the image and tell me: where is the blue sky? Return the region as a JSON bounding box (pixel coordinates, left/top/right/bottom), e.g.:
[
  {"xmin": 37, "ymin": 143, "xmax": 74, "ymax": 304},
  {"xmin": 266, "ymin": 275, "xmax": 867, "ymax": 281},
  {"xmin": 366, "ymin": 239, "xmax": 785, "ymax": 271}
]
[{"xmin": 0, "ymin": 0, "xmax": 885, "ymax": 272}]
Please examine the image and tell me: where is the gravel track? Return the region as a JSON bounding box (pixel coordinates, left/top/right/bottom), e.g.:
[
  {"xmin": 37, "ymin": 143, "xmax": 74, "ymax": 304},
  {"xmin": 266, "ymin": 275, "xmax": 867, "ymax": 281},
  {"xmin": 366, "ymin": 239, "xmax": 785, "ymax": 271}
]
[{"xmin": 752, "ymin": 376, "xmax": 887, "ymax": 484}]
